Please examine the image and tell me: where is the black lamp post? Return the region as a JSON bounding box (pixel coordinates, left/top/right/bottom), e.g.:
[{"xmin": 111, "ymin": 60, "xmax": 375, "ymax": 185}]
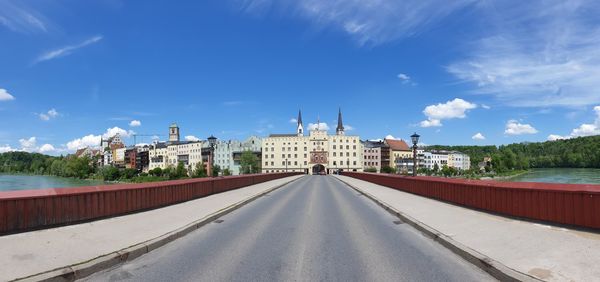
[
  {"xmin": 347, "ymin": 158, "xmax": 350, "ymax": 172},
  {"xmin": 410, "ymin": 132, "xmax": 420, "ymax": 177},
  {"xmin": 285, "ymin": 158, "xmax": 288, "ymax": 172},
  {"xmin": 208, "ymin": 135, "xmax": 217, "ymax": 177}
]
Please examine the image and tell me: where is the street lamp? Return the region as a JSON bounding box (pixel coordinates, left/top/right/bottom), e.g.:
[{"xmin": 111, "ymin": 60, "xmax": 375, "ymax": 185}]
[
  {"xmin": 347, "ymin": 158, "xmax": 350, "ymax": 172},
  {"xmin": 208, "ymin": 135, "xmax": 217, "ymax": 177},
  {"xmin": 410, "ymin": 132, "xmax": 420, "ymax": 177},
  {"xmin": 285, "ymin": 158, "xmax": 288, "ymax": 172}
]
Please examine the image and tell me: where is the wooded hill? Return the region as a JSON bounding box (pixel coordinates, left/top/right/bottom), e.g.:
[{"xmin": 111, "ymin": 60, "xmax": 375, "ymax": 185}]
[{"xmin": 426, "ymin": 135, "xmax": 600, "ymax": 172}]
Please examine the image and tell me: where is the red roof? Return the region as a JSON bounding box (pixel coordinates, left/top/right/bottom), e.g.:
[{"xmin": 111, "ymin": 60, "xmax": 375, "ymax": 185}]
[{"xmin": 385, "ymin": 139, "xmax": 410, "ymax": 151}]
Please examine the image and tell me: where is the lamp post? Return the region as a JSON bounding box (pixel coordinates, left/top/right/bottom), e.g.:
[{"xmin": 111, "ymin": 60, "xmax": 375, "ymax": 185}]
[
  {"xmin": 285, "ymin": 158, "xmax": 288, "ymax": 172},
  {"xmin": 347, "ymin": 158, "xmax": 350, "ymax": 172},
  {"xmin": 208, "ymin": 135, "xmax": 217, "ymax": 177},
  {"xmin": 410, "ymin": 132, "xmax": 420, "ymax": 177}
]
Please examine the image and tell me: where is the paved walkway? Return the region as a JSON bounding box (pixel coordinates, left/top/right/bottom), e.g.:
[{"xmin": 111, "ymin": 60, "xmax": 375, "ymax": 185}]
[
  {"xmin": 334, "ymin": 175, "xmax": 600, "ymax": 282},
  {"xmin": 0, "ymin": 175, "xmax": 303, "ymax": 282}
]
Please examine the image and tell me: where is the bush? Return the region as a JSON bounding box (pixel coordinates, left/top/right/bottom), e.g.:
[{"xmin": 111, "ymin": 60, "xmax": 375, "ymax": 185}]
[
  {"xmin": 364, "ymin": 167, "xmax": 377, "ymax": 173},
  {"xmin": 100, "ymin": 166, "xmax": 120, "ymax": 181}
]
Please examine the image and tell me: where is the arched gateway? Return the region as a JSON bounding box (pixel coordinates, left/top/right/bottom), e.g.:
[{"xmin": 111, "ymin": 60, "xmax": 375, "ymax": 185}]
[{"xmin": 312, "ymin": 164, "xmax": 326, "ymax": 175}]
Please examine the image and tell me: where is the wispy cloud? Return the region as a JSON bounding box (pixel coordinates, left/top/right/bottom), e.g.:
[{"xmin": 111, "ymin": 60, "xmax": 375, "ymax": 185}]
[
  {"xmin": 447, "ymin": 1, "xmax": 600, "ymax": 107},
  {"xmin": 222, "ymin": 101, "xmax": 244, "ymax": 106},
  {"xmin": 0, "ymin": 1, "xmax": 47, "ymax": 33},
  {"xmin": 35, "ymin": 35, "xmax": 103, "ymax": 63},
  {"xmin": 239, "ymin": 0, "xmax": 477, "ymax": 46},
  {"xmin": 38, "ymin": 108, "xmax": 59, "ymax": 121}
]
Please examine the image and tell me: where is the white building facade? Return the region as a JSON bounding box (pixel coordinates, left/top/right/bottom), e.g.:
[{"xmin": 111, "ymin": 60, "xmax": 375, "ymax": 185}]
[{"xmin": 262, "ymin": 110, "xmax": 363, "ymax": 174}]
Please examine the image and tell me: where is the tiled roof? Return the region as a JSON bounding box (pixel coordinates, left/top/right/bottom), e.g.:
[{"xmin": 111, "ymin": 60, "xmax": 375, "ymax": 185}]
[{"xmin": 385, "ymin": 139, "xmax": 410, "ymax": 151}]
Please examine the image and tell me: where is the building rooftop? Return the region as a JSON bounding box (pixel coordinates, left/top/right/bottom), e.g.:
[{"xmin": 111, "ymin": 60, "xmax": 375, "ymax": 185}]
[
  {"xmin": 268, "ymin": 134, "xmax": 297, "ymax": 137},
  {"xmin": 385, "ymin": 139, "xmax": 410, "ymax": 151}
]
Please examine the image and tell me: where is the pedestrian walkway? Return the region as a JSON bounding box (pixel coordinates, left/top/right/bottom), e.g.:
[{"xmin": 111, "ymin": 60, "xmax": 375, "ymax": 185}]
[
  {"xmin": 0, "ymin": 175, "xmax": 303, "ymax": 281},
  {"xmin": 334, "ymin": 175, "xmax": 600, "ymax": 282}
]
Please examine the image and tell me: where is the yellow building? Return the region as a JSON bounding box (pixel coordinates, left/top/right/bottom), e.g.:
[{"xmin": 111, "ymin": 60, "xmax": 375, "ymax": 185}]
[
  {"xmin": 386, "ymin": 138, "xmax": 412, "ymax": 171},
  {"xmin": 262, "ymin": 109, "xmax": 363, "ymax": 174}
]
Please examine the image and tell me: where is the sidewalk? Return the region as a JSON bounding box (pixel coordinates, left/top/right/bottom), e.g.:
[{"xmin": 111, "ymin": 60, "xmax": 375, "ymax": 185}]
[
  {"xmin": 334, "ymin": 175, "xmax": 600, "ymax": 282},
  {"xmin": 0, "ymin": 175, "xmax": 303, "ymax": 282}
]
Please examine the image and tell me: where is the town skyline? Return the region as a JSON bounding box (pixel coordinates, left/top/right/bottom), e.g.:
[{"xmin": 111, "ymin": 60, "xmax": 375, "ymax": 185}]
[{"xmin": 2, "ymin": 1, "xmax": 600, "ymax": 155}]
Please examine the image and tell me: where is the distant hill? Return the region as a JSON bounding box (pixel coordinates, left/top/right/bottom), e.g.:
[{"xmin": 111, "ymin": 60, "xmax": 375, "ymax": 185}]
[{"xmin": 426, "ymin": 135, "xmax": 600, "ymax": 171}]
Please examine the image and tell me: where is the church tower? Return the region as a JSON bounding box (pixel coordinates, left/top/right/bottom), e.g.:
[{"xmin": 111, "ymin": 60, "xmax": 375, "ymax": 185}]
[
  {"xmin": 169, "ymin": 123, "xmax": 180, "ymax": 142},
  {"xmin": 336, "ymin": 108, "xmax": 345, "ymax": 136},
  {"xmin": 296, "ymin": 110, "xmax": 304, "ymax": 136}
]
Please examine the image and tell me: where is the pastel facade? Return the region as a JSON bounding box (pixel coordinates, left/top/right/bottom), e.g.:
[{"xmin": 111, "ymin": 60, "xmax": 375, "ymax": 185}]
[{"xmin": 262, "ymin": 110, "xmax": 362, "ymax": 174}]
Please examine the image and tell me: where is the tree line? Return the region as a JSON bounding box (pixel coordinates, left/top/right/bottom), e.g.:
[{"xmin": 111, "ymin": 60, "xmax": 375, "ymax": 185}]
[
  {"xmin": 0, "ymin": 150, "xmax": 262, "ymax": 182},
  {"xmin": 426, "ymin": 135, "xmax": 600, "ymax": 172}
]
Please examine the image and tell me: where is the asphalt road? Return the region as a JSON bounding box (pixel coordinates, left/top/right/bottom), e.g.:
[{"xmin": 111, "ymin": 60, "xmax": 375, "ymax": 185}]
[{"xmin": 83, "ymin": 175, "xmax": 495, "ymax": 282}]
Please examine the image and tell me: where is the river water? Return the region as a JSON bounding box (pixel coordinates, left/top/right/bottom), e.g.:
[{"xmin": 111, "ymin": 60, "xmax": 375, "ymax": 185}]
[
  {"xmin": 0, "ymin": 174, "xmax": 107, "ymax": 192},
  {"xmin": 502, "ymin": 168, "xmax": 600, "ymax": 184}
]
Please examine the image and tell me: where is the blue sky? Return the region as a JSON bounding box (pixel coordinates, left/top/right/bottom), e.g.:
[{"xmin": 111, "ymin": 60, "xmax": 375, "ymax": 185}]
[{"xmin": 1, "ymin": 0, "xmax": 600, "ymax": 155}]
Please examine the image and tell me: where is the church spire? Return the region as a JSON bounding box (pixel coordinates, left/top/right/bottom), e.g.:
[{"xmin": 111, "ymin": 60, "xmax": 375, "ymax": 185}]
[
  {"xmin": 296, "ymin": 109, "xmax": 304, "ymax": 136},
  {"xmin": 336, "ymin": 108, "xmax": 345, "ymax": 135}
]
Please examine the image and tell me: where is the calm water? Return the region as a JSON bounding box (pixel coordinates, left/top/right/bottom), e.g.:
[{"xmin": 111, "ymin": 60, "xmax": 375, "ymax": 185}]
[
  {"xmin": 503, "ymin": 168, "xmax": 600, "ymax": 184},
  {"xmin": 0, "ymin": 174, "xmax": 107, "ymax": 192}
]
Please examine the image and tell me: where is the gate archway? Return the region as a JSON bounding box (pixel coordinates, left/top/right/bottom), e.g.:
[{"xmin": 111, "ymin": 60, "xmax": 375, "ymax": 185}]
[{"xmin": 312, "ymin": 164, "xmax": 326, "ymax": 175}]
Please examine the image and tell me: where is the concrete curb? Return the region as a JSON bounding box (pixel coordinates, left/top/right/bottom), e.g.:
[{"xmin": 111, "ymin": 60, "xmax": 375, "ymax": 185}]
[
  {"xmin": 13, "ymin": 176, "xmax": 304, "ymax": 282},
  {"xmin": 333, "ymin": 175, "xmax": 542, "ymax": 282}
]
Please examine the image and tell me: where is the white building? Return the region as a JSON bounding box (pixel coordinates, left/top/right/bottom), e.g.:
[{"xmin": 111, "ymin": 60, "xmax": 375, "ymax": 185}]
[
  {"xmin": 448, "ymin": 152, "xmax": 471, "ymax": 170},
  {"xmin": 262, "ymin": 109, "xmax": 363, "ymax": 174},
  {"xmin": 214, "ymin": 136, "xmax": 262, "ymax": 175},
  {"xmin": 149, "ymin": 123, "xmax": 206, "ymax": 172}
]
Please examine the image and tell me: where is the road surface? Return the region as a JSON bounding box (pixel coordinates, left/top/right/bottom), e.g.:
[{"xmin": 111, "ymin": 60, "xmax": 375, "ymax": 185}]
[{"xmin": 84, "ymin": 175, "xmax": 494, "ymax": 282}]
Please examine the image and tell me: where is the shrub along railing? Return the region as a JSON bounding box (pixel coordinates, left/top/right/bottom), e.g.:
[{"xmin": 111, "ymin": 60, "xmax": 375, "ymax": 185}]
[
  {"xmin": 341, "ymin": 172, "xmax": 600, "ymax": 230},
  {"xmin": 0, "ymin": 173, "xmax": 302, "ymax": 235}
]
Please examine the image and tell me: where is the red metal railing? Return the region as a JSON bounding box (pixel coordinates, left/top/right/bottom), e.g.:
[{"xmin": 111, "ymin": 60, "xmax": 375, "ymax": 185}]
[
  {"xmin": 0, "ymin": 173, "xmax": 302, "ymax": 235},
  {"xmin": 342, "ymin": 172, "xmax": 600, "ymax": 230}
]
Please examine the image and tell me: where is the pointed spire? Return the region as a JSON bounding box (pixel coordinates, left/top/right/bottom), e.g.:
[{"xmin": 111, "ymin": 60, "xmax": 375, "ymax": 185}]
[
  {"xmin": 297, "ymin": 109, "xmax": 303, "ymax": 125},
  {"xmin": 317, "ymin": 115, "xmax": 320, "ymax": 130},
  {"xmin": 336, "ymin": 107, "xmax": 344, "ymax": 135},
  {"xmin": 296, "ymin": 109, "xmax": 304, "ymax": 136}
]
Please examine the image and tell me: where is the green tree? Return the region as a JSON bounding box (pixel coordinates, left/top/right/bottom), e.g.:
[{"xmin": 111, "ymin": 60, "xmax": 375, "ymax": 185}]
[
  {"xmin": 212, "ymin": 164, "xmax": 221, "ymax": 177},
  {"xmin": 240, "ymin": 150, "xmax": 260, "ymax": 174},
  {"xmin": 364, "ymin": 167, "xmax": 377, "ymax": 173},
  {"xmin": 149, "ymin": 167, "xmax": 163, "ymax": 177},
  {"xmin": 100, "ymin": 166, "xmax": 120, "ymax": 181},
  {"xmin": 381, "ymin": 166, "xmax": 396, "ymax": 174},
  {"xmin": 222, "ymin": 168, "xmax": 232, "ymax": 176},
  {"xmin": 194, "ymin": 161, "xmax": 207, "ymax": 178}
]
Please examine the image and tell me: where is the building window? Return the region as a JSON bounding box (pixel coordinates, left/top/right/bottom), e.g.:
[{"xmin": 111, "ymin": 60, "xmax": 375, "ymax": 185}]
[
  {"xmin": 340, "ymin": 161, "xmax": 344, "ymax": 165},
  {"xmin": 333, "ymin": 152, "xmax": 337, "ymax": 157},
  {"xmin": 282, "ymin": 161, "xmax": 285, "ymax": 165},
  {"xmin": 304, "ymin": 161, "xmax": 307, "ymax": 165},
  {"xmin": 333, "ymin": 161, "xmax": 337, "ymax": 165}
]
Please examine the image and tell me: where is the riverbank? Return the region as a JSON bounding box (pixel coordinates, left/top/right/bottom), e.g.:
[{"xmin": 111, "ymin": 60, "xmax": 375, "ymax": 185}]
[{"xmin": 479, "ymin": 170, "xmax": 530, "ymax": 181}]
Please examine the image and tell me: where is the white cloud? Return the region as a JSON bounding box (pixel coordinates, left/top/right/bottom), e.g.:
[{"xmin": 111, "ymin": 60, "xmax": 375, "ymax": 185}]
[
  {"xmin": 420, "ymin": 119, "xmax": 442, "ymax": 128},
  {"xmin": 289, "ymin": 118, "xmax": 298, "ymax": 123},
  {"xmin": 103, "ymin": 126, "xmax": 134, "ymax": 139},
  {"xmin": 0, "ymin": 145, "xmax": 15, "ymax": 153},
  {"xmin": 308, "ymin": 122, "xmax": 329, "ymax": 131},
  {"xmin": 185, "ymin": 135, "xmax": 200, "ymax": 142},
  {"xmin": 447, "ymin": 1, "xmax": 600, "ymax": 107},
  {"xmin": 385, "ymin": 135, "xmax": 397, "ymax": 140},
  {"xmin": 66, "ymin": 126, "xmax": 133, "ymax": 151},
  {"xmin": 345, "ymin": 124, "xmax": 355, "ymax": 131},
  {"xmin": 397, "ymin": 73, "xmax": 412, "ymax": 84},
  {"xmin": 0, "ymin": 88, "xmax": 15, "ymax": 101},
  {"xmin": 420, "ymin": 98, "xmax": 477, "ymax": 127},
  {"xmin": 129, "ymin": 120, "xmax": 141, "ymax": 127},
  {"xmin": 240, "ymin": 0, "xmax": 477, "ymax": 46},
  {"xmin": 19, "ymin": 137, "xmax": 37, "ymax": 151},
  {"xmin": 547, "ymin": 134, "xmax": 568, "ymax": 141},
  {"xmin": 472, "ymin": 132, "xmax": 485, "ymax": 140},
  {"xmin": 36, "ymin": 35, "xmax": 103, "ymax": 63},
  {"xmin": 548, "ymin": 106, "xmax": 600, "ymax": 140},
  {"xmin": 504, "ymin": 120, "xmax": 538, "ymax": 135},
  {"xmin": 67, "ymin": 134, "xmax": 101, "ymax": 151},
  {"xmin": 39, "ymin": 143, "xmax": 55, "ymax": 153},
  {"xmin": 39, "ymin": 108, "xmax": 59, "ymax": 121},
  {"xmin": 481, "ymin": 104, "xmax": 491, "ymax": 109}
]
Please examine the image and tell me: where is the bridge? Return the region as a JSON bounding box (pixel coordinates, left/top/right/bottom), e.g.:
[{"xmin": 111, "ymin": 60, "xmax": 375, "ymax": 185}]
[{"xmin": 1, "ymin": 173, "xmax": 599, "ymax": 281}]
